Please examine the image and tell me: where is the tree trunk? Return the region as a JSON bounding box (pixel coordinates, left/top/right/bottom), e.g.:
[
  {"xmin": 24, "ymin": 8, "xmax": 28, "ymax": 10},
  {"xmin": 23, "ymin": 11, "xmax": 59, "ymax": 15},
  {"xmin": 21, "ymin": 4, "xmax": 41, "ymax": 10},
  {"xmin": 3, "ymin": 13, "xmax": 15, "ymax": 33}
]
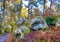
[
  {"xmin": 50, "ymin": 0, "xmax": 52, "ymax": 14},
  {"xmin": 50, "ymin": 0, "xmax": 52, "ymax": 8},
  {"xmin": 2, "ymin": 0, "xmax": 6, "ymax": 18},
  {"xmin": 18, "ymin": 0, "xmax": 22, "ymax": 19},
  {"xmin": 28, "ymin": 1, "xmax": 30, "ymax": 20},
  {"xmin": 43, "ymin": 0, "xmax": 46, "ymax": 14},
  {"xmin": 2, "ymin": 0, "xmax": 6, "ymax": 23}
]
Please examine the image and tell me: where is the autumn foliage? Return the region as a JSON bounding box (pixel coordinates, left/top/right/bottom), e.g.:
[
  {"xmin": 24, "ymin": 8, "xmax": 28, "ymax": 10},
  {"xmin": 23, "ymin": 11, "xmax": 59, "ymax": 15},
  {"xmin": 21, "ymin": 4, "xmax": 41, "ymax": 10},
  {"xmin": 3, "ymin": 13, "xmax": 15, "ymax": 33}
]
[{"xmin": 19, "ymin": 26, "xmax": 60, "ymax": 42}]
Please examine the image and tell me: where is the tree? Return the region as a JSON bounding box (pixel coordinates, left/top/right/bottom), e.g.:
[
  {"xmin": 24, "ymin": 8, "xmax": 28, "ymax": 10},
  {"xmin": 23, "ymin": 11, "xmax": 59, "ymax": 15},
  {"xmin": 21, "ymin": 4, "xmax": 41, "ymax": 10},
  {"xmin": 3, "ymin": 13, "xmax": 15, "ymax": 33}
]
[
  {"xmin": 28, "ymin": 0, "xmax": 38, "ymax": 19},
  {"xmin": 43, "ymin": 0, "xmax": 46, "ymax": 14},
  {"xmin": 50, "ymin": 0, "xmax": 53, "ymax": 14},
  {"xmin": 2, "ymin": 0, "xmax": 6, "ymax": 18},
  {"xmin": 18, "ymin": 0, "xmax": 22, "ymax": 19},
  {"xmin": 28, "ymin": 0, "xmax": 36, "ymax": 19}
]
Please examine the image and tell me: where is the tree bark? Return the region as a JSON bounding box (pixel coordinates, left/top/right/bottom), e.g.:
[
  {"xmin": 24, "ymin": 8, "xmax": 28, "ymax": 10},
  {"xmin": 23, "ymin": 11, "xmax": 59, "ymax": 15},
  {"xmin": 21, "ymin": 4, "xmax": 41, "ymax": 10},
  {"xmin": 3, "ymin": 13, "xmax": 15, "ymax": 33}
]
[
  {"xmin": 50, "ymin": 0, "xmax": 52, "ymax": 8},
  {"xmin": 28, "ymin": 0, "xmax": 30, "ymax": 20},
  {"xmin": 43, "ymin": 0, "xmax": 46, "ymax": 14},
  {"xmin": 50, "ymin": 0, "xmax": 52, "ymax": 14},
  {"xmin": 18, "ymin": 0, "xmax": 22, "ymax": 19},
  {"xmin": 2, "ymin": 0, "xmax": 6, "ymax": 18}
]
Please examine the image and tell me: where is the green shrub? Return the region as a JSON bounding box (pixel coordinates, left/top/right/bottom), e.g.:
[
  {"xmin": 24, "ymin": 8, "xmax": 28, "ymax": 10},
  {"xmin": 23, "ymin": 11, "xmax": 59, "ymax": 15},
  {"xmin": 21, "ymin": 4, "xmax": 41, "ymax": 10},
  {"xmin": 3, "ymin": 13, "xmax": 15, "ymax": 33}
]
[
  {"xmin": 45, "ymin": 16, "xmax": 57, "ymax": 27},
  {"xmin": 0, "ymin": 28, "xmax": 2, "ymax": 34},
  {"xmin": 0, "ymin": 24, "xmax": 2, "ymax": 34},
  {"xmin": 4, "ymin": 28, "xmax": 11, "ymax": 33}
]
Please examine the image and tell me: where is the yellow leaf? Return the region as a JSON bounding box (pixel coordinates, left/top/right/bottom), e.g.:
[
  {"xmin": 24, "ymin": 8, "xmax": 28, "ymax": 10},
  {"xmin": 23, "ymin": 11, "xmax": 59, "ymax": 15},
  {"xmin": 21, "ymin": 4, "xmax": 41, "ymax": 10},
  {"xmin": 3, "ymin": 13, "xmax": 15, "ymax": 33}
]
[
  {"xmin": 20, "ymin": 8, "xmax": 28, "ymax": 18},
  {"xmin": 18, "ymin": 0, "xmax": 22, "ymax": 3},
  {"xmin": 6, "ymin": 1, "xmax": 9, "ymax": 4}
]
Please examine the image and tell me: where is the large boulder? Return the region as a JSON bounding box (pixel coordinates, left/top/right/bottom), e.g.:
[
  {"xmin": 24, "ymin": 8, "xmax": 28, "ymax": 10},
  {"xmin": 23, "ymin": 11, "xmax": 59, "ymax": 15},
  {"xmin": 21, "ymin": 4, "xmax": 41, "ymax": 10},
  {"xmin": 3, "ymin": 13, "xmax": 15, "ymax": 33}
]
[{"xmin": 31, "ymin": 16, "xmax": 48, "ymax": 31}]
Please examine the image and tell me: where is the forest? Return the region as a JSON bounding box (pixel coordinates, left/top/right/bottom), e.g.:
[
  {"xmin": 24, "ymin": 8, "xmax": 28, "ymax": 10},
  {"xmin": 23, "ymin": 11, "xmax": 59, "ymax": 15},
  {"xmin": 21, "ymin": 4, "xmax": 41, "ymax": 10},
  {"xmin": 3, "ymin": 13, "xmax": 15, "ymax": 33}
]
[{"xmin": 0, "ymin": 0, "xmax": 60, "ymax": 42}]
